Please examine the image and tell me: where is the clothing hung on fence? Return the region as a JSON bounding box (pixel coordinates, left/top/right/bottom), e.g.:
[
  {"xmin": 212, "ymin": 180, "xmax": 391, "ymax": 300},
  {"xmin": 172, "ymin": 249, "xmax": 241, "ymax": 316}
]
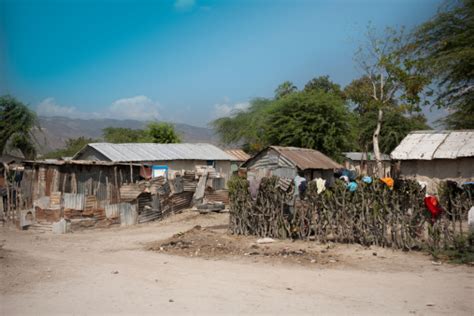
[
  {"xmin": 380, "ymin": 177, "xmax": 394, "ymax": 189},
  {"xmin": 417, "ymin": 180, "xmax": 428, "ymax": 190},
  {"xmin": 315, "ymin": 178, "xmax": 326, "ymax": 194},
  {"xmin": 248, "ymin": 177, "xmax": 262, "ymax": 200},
  {"xmin": 424, "ymin": 195, "xmax": 443, "ymax": 220},
  {"xmin": 347, "ymin": 181, "xmax": 358, "ymax": 192},
  {"xmin": 294, "ymin": 175, "xmax": 307, "ymax": 197},
  {"xmin": 339, "ymin": 175, "xmax": 349, "ymax": 183},
  {"xmin": 362, "ymin": 176, "xmax": 372, "ymax": 184}
]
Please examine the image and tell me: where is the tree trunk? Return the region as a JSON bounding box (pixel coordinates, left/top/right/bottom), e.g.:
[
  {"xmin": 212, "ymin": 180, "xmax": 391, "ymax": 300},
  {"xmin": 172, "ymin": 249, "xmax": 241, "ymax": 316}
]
[{"xmin": 373, "ymin": 108, "xmax": 384, "ymax": 178}]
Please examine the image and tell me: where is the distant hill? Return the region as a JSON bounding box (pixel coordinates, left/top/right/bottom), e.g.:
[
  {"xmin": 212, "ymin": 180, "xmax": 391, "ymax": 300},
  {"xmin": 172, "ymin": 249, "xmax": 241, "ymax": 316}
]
[{"xmin": 34, "ymin": 116, "xmax": 219, "ymax": 154}]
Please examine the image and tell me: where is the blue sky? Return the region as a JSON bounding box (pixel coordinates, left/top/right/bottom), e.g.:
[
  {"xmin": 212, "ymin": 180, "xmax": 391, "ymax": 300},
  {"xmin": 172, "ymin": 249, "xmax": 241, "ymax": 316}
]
[{"xmin": 1, "ymin": 0, "xmax": 444, "ymax": 127}]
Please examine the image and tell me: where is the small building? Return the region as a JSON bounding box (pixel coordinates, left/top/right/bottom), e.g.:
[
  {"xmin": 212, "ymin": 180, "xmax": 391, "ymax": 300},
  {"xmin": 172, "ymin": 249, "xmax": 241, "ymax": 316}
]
[
  {"xmin": 391, "ymin": 130, "xmax": 474, "ymax": 192},
  {"xmin": 2, "ymin": 158, "xmax": 217, "ymax": 230},
  {"xmin": 343, "ymin": 152, "xmax": 391, "ymax": 177},
  {"xmin": 73, "ymin": 143, "xmax": 239, "ymax": 182},
  {"xmin": 242, "ymin": 146, "xmax": 342, "ymax": 183}
]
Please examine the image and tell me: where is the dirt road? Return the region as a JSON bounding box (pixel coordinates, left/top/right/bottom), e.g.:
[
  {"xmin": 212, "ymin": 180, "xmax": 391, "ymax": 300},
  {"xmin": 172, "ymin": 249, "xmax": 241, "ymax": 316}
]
[{"xmin": 1, "ymin": 211, "xmax": 473, "ymax": 315}]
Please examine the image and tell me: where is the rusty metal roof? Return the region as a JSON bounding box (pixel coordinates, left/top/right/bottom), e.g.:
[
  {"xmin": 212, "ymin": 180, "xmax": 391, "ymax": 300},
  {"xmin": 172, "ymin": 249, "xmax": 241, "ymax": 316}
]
[
  {"xmin": 391, "ymin": 130, "xmax": 474, "ymax": 160},
  {"xmin": 270, "ymin": 146, "xmax": 342, "ymax": 170},
  {"xmin": 224, "ymin": 149, "xmax": 251, "ymax": 161}
]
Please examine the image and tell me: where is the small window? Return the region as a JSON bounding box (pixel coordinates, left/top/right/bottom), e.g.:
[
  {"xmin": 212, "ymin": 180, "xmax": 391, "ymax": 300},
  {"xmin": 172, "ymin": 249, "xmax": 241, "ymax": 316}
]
[{"xmin": 206, "ymin": 160, "xmax": 215, "ymax": 167}]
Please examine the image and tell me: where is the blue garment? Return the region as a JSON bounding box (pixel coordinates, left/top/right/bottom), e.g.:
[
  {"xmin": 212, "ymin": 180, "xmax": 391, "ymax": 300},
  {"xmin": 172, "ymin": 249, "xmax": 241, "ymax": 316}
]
[
  {"xmin": 341, "ymin": 169, "xmax": 357, "ymax": 181},
  {"xmin": 347, "ymin": 181, "xmax": 358, "ymax": 192},
  {"xmin": 362, "ymin": 176, "xmax": 372, "ymax": 184}
]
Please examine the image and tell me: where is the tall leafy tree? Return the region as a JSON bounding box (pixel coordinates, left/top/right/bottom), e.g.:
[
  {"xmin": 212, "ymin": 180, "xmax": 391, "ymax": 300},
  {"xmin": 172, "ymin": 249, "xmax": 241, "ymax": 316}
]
[
  {"xmin": 212, "ymin": 98, "xmax": 274, "ymax": 153},
  {"xmin": 266, "ymin": 91, "xmax": 354, "ymax": 159},
  {"xmin": 352, "ymin": 25, "xmax": 429, "ymax": 176},
  {"xmin": 142, "ymin": 122, "xmax": 181, "ymax": 143},
  {"xmin": 304, "ymin": 75, "xmax": 346, "ymax": 100},
  {"xmin": 411, "ymin": 0, "xmax": 474, "ymax": 129},
  {"xmin": 274, "ymin": 81, "xmax": 297, "ymax": 99},
  {"xmin": 0, "ymin": 95, "xmax": 39, "ymax": 159}
]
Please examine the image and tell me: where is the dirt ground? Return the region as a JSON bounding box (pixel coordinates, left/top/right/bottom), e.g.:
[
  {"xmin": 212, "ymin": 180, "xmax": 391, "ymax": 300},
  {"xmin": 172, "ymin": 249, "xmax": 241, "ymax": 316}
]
[{"xmin": 1, "ymin": 210, "xmax": 473, "ymax": 315}]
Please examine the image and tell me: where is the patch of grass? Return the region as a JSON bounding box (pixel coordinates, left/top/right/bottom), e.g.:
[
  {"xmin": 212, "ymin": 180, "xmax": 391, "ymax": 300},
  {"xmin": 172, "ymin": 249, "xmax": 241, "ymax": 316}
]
[{"xmin": 429, "ymin": 232, "xmax": 474, "ymax": 265}]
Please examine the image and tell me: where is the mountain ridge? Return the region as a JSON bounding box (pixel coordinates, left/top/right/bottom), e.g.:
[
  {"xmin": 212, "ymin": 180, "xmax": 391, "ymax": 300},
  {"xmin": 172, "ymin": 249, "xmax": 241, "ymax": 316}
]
[{"xmin": 35, "ymin": 116, "xmax": 219, "ymax": 154}]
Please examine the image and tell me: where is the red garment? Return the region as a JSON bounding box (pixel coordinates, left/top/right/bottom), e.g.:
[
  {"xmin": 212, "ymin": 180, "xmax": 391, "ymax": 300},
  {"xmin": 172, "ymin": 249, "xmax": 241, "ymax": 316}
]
[{"xmin": 424, "ymin": 195, "xmax": 443, "ymax": 220}]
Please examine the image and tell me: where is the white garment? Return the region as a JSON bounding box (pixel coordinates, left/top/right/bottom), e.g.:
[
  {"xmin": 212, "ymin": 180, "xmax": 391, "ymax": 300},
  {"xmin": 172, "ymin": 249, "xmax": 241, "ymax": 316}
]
[
  {"xmin": 315, "ymin": 178, "xmax": 326, "ymax": 194},
  {"xmin": 339, "ymin": 175, "xmax": 349, "ymax": 183},
  {"xmin": 417, "ymin": 180, "xmax": 428, "ymax": 190},
  {"xmin": 294, "ymin": 175, "xmax": 306, "ymax": 196}
]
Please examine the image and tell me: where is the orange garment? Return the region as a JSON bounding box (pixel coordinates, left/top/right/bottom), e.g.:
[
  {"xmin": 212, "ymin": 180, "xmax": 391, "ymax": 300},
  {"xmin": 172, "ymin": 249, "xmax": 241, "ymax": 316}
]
[{"xmin": 380, "ymin": 177, "xmax": 394, "ymax": 188}]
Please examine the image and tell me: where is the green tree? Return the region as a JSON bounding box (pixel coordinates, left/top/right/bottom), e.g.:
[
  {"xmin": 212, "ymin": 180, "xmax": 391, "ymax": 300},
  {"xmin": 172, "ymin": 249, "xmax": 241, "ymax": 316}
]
[
  {"xmin": 212, "ymin": 98, "xmax": 274, "ymax": 153},
  {"xmin": 44, "ymin": 137, "xmax": 95, "ymax": 159},
  {"xmin": 304, "ymin": 75, "xmax": 346, "ymax": 99},
  {"xmin": 274, "ymin": 81, "xmax": 297, "ymax": 99},
  {"xmin": 266, "ymin": 91, "xmax": 354, "ymax": 159},
  {"xmin": 102, "ymin": 127, "xmax": 146, "ymax": 143},
  {"xmin": 352, "ymin": 25, "xmax": 429, "ymax": 176},
  {"xmin": 411, "ymin": 0, "xmax": 474, "ymax": 129},
  {"xmin": 0, "ymin": 95, "xmax": 40, "ymax": 159},
  {"xmin": 142, "ymin": 122, "xmax": 181, "ymax": 143}
]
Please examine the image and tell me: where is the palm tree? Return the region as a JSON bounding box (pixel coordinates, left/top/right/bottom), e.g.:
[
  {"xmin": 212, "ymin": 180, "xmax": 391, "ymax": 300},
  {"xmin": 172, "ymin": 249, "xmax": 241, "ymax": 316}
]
[{"xmin": 274, "ymin": 81, "xmax": 297, "ymax": 99}]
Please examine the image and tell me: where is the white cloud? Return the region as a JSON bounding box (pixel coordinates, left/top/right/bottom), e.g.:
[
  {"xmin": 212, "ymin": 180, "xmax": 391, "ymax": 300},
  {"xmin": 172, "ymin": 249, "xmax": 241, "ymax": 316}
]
[
  {"xmin": 36, "ymin": 95, "xmax": 161, "ymax": 121},
  {"xmin": 174, "ymin": 0, "xmax": 195, "ymax": 11},
  {"xmin": 37, "ymin": 98, "xmax": 102, "ymax": 119},
  {"xmin": 108, "ymin": 95, "xmax": 161, "ymax": 120},
  {"xmin": 37, "ymin": 98, "xmax": 80, "ymax": 118},
  {"xmin": 213, "ymin": 100, "xmax": 249, "ymax": 118}
]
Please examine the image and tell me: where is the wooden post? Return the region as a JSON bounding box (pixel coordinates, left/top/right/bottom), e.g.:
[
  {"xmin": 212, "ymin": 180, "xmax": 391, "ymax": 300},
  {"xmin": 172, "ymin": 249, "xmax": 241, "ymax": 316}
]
[
  {"xmin": 105, "ymin": 176, "xmax": 109, "ymax": 203},
  {"xmin": 114, "ymin": 166, "xmax": 120, "ymax": 201},
  {"xmin": 130, "ymin": 163, "xmax": 133, "ymax": 183}
]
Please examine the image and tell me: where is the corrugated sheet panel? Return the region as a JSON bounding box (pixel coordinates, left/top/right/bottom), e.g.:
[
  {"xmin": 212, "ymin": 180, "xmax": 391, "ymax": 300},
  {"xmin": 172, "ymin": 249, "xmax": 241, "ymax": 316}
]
[
  {"xmin": 271, "ymin": 146, "xmax": 342, "ymax": 170},
  {"xmin": 224, "ymin": 149, "xmax": 251, "ymax": 161},
  {"xmin": 435, "ymin": 131, "xmax": 474, "ymax": 159},
  {"xmin": 119, "ymin": 203, "xmax": 138, "ymax": 226},
  {"xmin": 63, "ymin": 193, "xmax": 85, "ymax": 210},
  {"xmin": 391, "ymin": 130, "xmax": 474, "ymax": 160},
  {"xmin": 75, "ymin": 143, "xmax": 239, "ymax": 162},
  {"xmin": 105, "ymin": 204, "xmax": 121, "ymax": 219}
]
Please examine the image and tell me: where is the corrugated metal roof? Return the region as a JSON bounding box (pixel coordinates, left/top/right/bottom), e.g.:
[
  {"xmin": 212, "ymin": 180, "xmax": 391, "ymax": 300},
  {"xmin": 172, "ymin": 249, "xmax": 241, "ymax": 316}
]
[
  {"xmin": 74, "ymin": 143, "xmax": 238, "ymax": 162},
  {"xmin": 343, "ymin": 152, "xmax": 391, "ymax": 161},
  {"xmin": 0, "ymin": 154, "xmax": 24, "ymax": 164},
  {"xmin": 270, "ymin": 146, "xmax": 342, "ymax": 170},
  {"xmin": 390, "ymin": 130, "xmax": 474, "ymax": 160},
  {"xmin": 224, "ymin": 149, "xmax": 251, "ymax": 161}
]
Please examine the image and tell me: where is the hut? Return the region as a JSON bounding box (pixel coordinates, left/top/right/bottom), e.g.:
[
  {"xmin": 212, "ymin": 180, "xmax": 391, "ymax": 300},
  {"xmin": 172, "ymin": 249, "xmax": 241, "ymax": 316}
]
[
  {"xmin": 73, "ymin": 143, "xmax": 238, "ymax": 182},
  {"xmin": 241, "ymin": 146, "xmax": 342, "ymax": 183},
  {"xmin": 343, "ymin": 152, "xmax": 391, "ymax": 177},
  {"xmin": 391, "ymin": 130, "xmax": 474, "ymax": 192}
]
